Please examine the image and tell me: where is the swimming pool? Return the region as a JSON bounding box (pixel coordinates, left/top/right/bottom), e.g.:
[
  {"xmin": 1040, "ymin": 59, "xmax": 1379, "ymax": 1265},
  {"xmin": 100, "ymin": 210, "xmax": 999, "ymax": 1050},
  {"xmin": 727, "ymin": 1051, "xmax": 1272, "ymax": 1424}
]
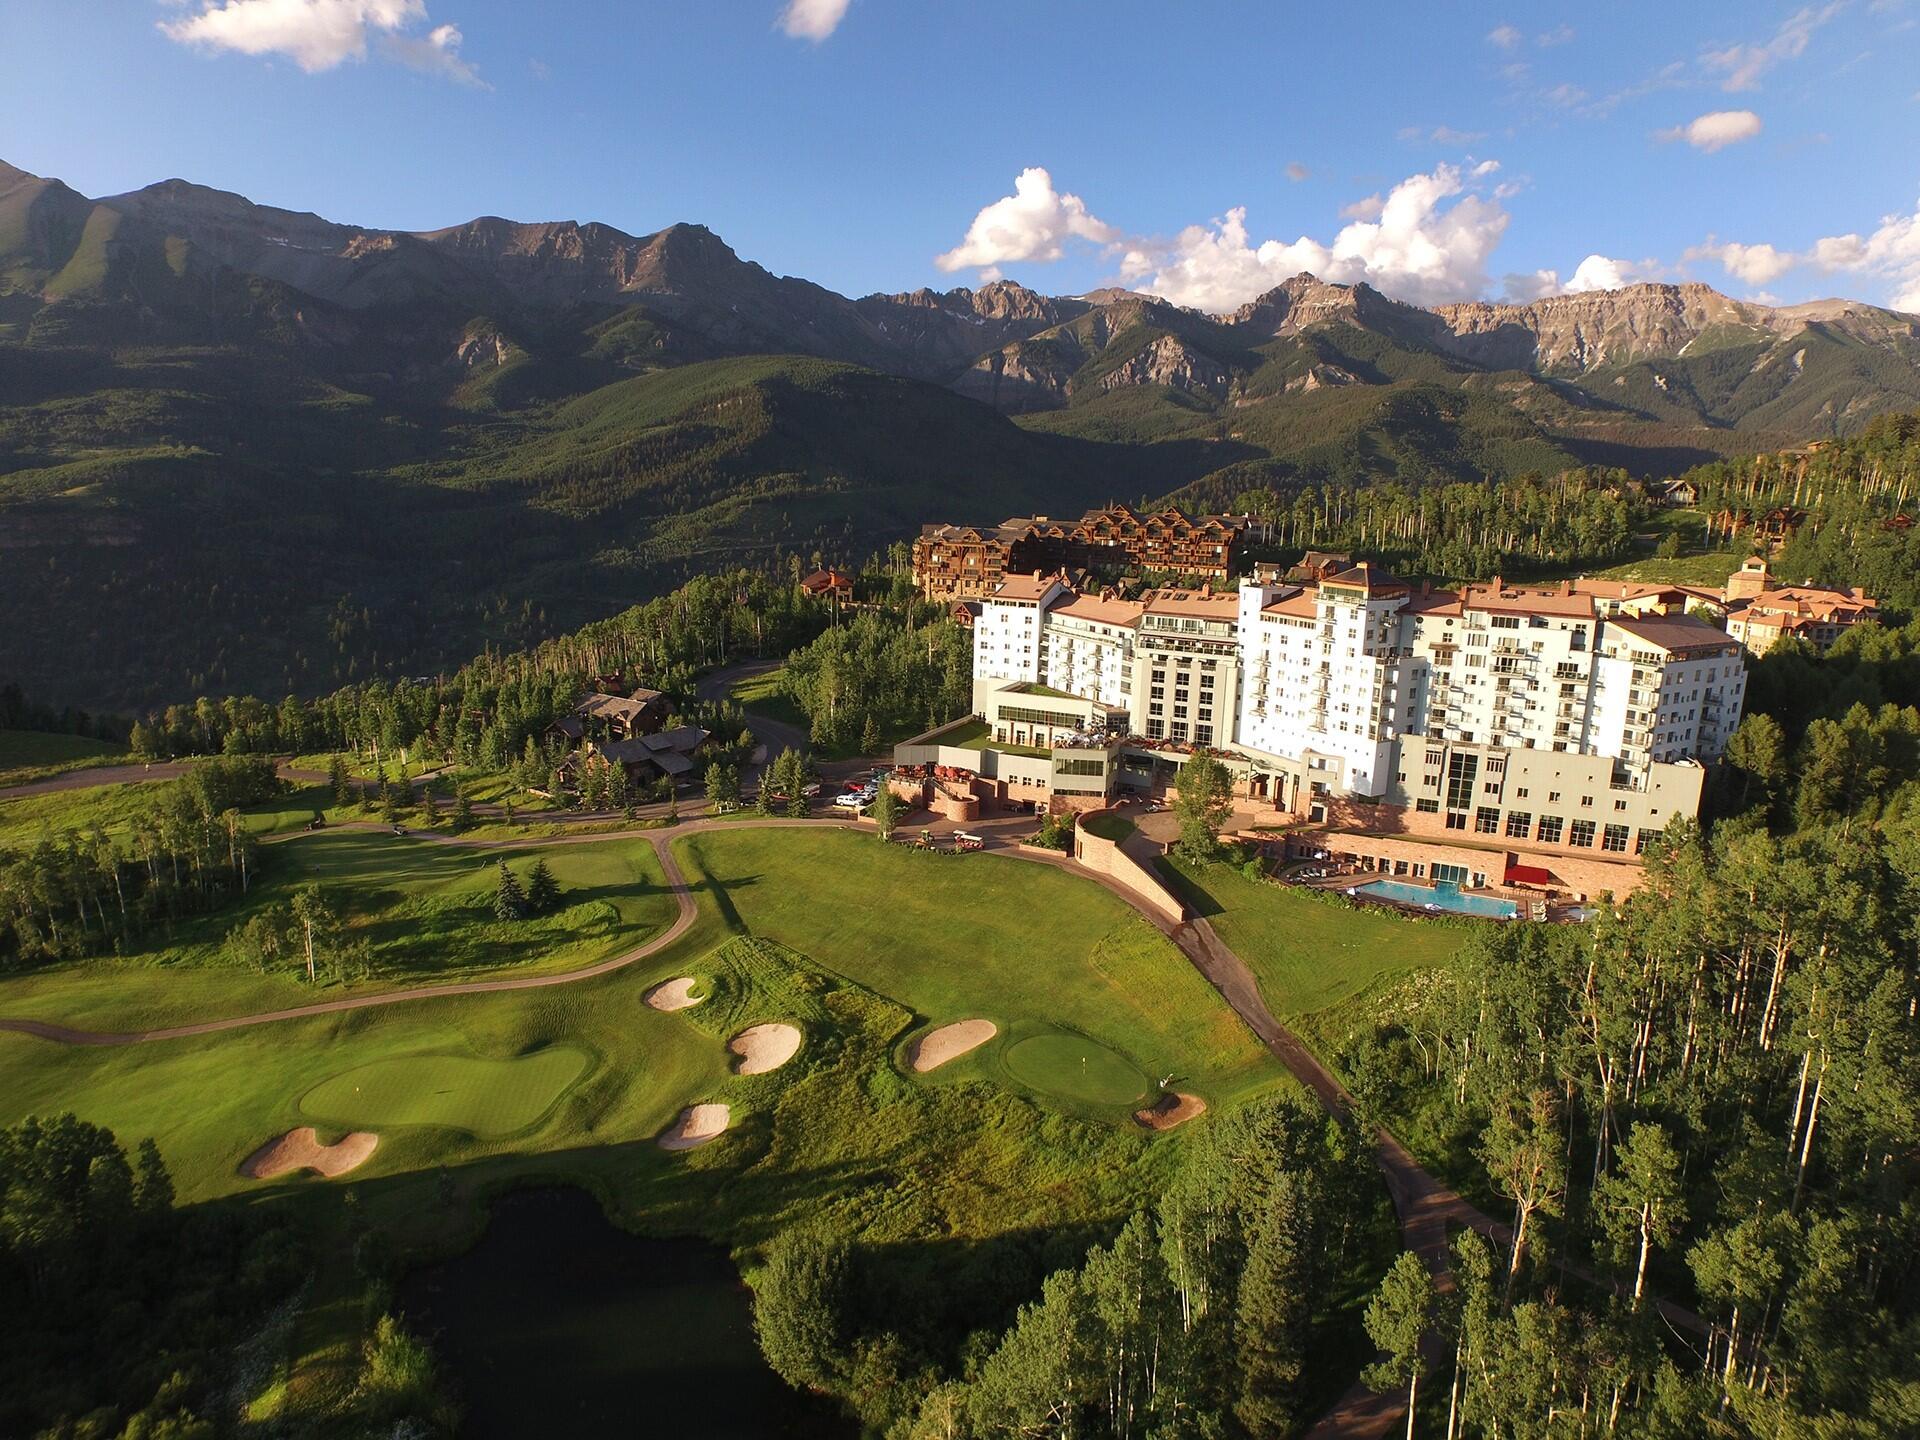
[{"xmin": 1351, "ymin": 878, "xmax": 1520, "ymax": 919}]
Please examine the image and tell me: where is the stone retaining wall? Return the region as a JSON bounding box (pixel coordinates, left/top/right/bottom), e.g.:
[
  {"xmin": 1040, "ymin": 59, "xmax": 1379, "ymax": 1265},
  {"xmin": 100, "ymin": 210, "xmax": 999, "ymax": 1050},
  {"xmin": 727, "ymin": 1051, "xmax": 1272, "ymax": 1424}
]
[{"xmin": 1071, "ymin": 808, "xmax": 1187, "ymax": 925}]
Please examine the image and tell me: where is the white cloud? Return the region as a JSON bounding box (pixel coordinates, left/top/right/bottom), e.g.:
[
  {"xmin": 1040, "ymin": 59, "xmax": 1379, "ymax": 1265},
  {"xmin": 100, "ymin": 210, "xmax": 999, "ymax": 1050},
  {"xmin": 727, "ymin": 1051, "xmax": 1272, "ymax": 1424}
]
[
  {"xmin": 1430, "ymin": 125, "xmax": 1489, "ymax": 145},
  {"xmin": 1657, "ymin": 109, "xmax": 1764, "ymax": 152},
  {"xmin": 1809, "ymin": 198, "xmax": 1920, "ymax": 311},
  {"xmin": 1537, "ymin": 24, "xmax": 1576, "ymax": 46},
  {"xmin": 1685, "ymin": 239, "xmax": 1797, "ymax": 284},
  {"xmin": 1285, "ymin": 161, "xmax": 1310, "ymax": 182},
  {"xmin": 1502, "ymin": 269, "xmax": 1564, "ymax": 302},
  {"xmin": 1123, "ymin": 162, "xmax": 1512, "ymax": 311},
  {"xmin": 381, "ymin": 21, "xmax": 481, "ymax": 84},
  {"xmin": 1564, "ymin": 255, "xmax": 1651, "ymax": 292},
  {"xmin": 1702, "ymin": 3, "xmax": 1844, "ymax": 90},
  {"xmin": 1670, "ymin": 200, "xmax": 1920, "ymax": 312},
  {"xmin": 935, "ymin": 167, "xmax": 1121, "ymax": 274},
  {"xmin": 159, "ymin": 0, "xmax": 479, "ymax": 81},
  {"xmin": 1340, "ymin": 194, "xmax": 1385, "ymax": 222},
  {"xmin": 779, "ymin": 0, "xmax": 851, "ymax": 41},
  {"xmin": 1487, "ymin": 23, "xmax": 1523, "ymax": 50}
]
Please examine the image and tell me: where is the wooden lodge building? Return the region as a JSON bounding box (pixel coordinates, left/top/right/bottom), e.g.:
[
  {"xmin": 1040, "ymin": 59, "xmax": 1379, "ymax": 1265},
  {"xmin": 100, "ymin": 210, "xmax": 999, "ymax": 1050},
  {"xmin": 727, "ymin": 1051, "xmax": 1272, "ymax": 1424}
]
[{"xmin": 913, "ymin": 504, "xmax": 1251, "ymax": 602}]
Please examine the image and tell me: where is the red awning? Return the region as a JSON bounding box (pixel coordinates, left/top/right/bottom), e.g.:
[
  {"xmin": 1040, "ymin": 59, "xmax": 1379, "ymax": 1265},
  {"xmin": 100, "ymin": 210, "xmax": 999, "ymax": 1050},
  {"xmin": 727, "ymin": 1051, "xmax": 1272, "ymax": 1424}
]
[{"xmin": 1505, "ymin": 863, "xmax": 1554, "ymax": 886}]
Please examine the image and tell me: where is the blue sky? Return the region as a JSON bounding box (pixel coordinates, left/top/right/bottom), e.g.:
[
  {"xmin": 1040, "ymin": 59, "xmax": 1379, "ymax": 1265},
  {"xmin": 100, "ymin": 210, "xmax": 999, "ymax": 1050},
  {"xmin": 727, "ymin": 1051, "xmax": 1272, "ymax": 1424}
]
[{"xmin": 3, "ymin": 0, "xmax": 1917, "ymax": 311}]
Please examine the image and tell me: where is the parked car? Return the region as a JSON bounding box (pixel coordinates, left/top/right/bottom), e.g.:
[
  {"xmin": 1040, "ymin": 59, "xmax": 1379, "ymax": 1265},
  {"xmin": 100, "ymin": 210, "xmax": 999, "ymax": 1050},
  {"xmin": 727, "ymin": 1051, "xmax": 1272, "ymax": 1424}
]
[
  {"xmin": 832, "ymin": 792, "xmax": 867, "ymax": 810},
  {"xmin": 802, "ymin": 782, "xmax": 822, "ymax": 797}
]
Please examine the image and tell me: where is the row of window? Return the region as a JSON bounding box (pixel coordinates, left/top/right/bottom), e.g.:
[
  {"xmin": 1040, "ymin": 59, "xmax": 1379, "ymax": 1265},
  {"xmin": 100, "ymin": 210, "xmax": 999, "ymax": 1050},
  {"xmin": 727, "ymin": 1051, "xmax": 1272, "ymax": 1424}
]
[{"xmin": 1413, "ymin": 799, "xmax": 1649, "ymax": 853}]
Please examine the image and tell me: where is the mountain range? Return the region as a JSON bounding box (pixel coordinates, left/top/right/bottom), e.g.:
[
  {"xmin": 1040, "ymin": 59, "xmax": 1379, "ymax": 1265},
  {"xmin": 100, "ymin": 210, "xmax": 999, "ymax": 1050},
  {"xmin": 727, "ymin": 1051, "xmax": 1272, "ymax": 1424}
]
[{"xmin": 4, "ymin": 157, "xmax": 1920, "ymax": 709}]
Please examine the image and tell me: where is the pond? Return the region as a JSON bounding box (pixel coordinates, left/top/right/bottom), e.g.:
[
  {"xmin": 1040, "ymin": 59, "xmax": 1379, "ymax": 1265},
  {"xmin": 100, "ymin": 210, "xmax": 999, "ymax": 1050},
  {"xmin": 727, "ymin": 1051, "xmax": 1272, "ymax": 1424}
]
[{"xmin": 401, "ymin": 1187, "xmax": 850, "ymax": 1439}]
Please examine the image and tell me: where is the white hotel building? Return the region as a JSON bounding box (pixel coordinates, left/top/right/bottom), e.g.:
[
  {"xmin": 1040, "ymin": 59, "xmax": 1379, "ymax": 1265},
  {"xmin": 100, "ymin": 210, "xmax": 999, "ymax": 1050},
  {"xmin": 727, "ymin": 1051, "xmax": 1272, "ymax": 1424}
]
[{"xmin": 942, "ymin": 560, "xmax": 1747, "ymax": 896}]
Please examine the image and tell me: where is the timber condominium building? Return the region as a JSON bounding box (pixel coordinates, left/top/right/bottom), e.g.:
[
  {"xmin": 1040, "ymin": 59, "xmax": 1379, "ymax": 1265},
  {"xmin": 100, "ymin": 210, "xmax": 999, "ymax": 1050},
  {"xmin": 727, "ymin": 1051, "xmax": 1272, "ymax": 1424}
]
[{"xmin": 905, "ymin": 558, "xmax": 1747, "ymax": 899}]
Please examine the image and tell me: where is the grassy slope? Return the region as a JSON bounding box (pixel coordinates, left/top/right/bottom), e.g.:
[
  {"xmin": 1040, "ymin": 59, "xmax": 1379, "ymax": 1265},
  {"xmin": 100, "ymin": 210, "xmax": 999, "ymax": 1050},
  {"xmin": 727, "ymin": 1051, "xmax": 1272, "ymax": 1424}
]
[
  {"xmin": 679, "ymin": 828, "xmax": 1277, "ymax": 1108},
  {"xmin": 0, "ymin": 729, "xmax": 127, "ymax": 786},
  {"xmin": 0, "ymin": 827, "xmax": 676, "ymax": 1031},
  {"xmin": 1163, "ymin": 857, "xmax": 1466, "ymax": 1018},
  {"xmin": 0, "ymin": 825, "xmax": 1300, "ymax": 1425}
]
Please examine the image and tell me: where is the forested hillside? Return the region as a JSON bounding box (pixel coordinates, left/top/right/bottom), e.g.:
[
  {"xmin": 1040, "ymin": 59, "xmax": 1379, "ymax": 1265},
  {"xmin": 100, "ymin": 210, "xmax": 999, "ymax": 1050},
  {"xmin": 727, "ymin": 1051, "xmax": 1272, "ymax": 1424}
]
[{"xmin": 6, "ymin": 156, "xmax": 1920, "ymax": 715}]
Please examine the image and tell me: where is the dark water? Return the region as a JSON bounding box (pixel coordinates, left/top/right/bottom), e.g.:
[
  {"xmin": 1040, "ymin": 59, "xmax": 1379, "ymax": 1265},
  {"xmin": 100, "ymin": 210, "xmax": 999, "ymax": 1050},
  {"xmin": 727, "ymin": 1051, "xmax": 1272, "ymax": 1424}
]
[{"xmin": 401, "ymin": 1187, "xmax": 851, "ymax": 1439}]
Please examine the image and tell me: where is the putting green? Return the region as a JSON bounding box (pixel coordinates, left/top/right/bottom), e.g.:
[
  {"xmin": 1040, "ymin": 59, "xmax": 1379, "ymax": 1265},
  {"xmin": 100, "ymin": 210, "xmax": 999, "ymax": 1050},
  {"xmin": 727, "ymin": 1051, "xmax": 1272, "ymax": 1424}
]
[
  {"xmin": 299, "ymin": 1046, "xmax": 593, "ymax": 1137},
  {"xmin": 1001, "ymin": 1032, "xmax": 1149, "ymax": 1107}
]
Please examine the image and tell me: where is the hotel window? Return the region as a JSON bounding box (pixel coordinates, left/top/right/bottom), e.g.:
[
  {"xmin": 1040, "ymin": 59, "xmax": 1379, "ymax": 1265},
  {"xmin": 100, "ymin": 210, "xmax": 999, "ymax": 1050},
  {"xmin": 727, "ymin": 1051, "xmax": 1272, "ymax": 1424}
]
[
  {"xmin": 1150, "ymin": 686, "xmax": 1164, "ymax": 700},
  {"xmin": 1173, "ymin": 705, "xmax": 1188, "ymax": 719},
  {"xmin": 1445, "ymin": 811, "xmax": 1468, "ymax": 830},
  {"xmin": 1415, "ymin": 798, "xmax": 1440, "ymax": 814},
  {"xmin": 1537, "ymin": 815, "xmax": 1565, "ymax": 844},
  {"xmin": 1634, "ymin": 828, "xmax": 1661, "ymax": 854},
  {"xmin": 1505, "ymin": 811, "xmax": 1532, "ymax": 839},
  {"xmin": 1580, "ymin": 795, "xmax": 1594, "ymax": 808},
  {"xmin": 1475, "ymin": 806, "xmax": 1501, "ymax": 835},
  {"xmin": 1602, "ymin": 824, "xmax": 1629, "ymax": 853},
  {"xmin": 1515, "ymin": 787, "xmax": 1528, "ymax": 798},
  {"xmin": 1147, "ymin": 719, "xmax": 1165, "ymax": 740},
  {"xmin": 1570, "ymin": 820, "xmax": 1596, "ymax": 848},
  {"xmin": 1149, "ymin": 703, "xmax": 1163, "ymax": 717},
  {"xmin": 1445, "ymin": 752, "xmax": 1480, "ymax": 810},
  {"xmin": 1195, "ymin": 724, "xmax": 1213, "ymax": 745}
]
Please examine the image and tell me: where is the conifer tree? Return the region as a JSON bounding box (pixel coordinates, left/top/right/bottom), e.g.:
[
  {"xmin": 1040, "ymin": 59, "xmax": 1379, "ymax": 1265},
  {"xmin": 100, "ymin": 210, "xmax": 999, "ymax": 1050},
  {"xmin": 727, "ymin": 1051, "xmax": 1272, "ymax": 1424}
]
[
  {"xmin": 327, "ymin": 754, "xmax": 352, "ymax": 806},
  {"xmin": 492, "ymin": 861, "xmax": 527, "ymax": 921},
  {"xmin": 525, "ymin": 858, "xmax": 559, "ymax": 914}
]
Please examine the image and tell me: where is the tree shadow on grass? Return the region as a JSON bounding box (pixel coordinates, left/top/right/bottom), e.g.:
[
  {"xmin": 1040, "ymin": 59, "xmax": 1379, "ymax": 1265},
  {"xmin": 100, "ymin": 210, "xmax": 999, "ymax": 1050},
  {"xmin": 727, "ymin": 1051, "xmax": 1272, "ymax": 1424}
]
[{"xmin": 1152, "ymin": 855, "xmax": 1226, "ymax": 921}]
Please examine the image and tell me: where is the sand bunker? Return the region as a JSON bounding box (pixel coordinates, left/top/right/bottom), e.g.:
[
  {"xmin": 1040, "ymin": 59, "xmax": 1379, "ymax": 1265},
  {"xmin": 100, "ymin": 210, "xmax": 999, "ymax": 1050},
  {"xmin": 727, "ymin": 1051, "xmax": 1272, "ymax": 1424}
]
[
  {"xmin": 242, "ymin": 1127, "xmax": 378, "ymax": 1180},
  {"xmin": 908, "ymin": 1019, "xmax": 998, "ymax": 1073},
  {"xmin": 645, "ymin": 976, "xmax": 706, "ymax": 1012},
  {"xmin": 1134, "ymin": 1092, "xmax": 1208, "ymax": 1131},
  {"xmin": 657, "ymin": 1103, "xmax": 731, "ymax": 1151},
  {"xmin": 729, "ymin": 1023, "xmax": 802, "ymax": 1075}
]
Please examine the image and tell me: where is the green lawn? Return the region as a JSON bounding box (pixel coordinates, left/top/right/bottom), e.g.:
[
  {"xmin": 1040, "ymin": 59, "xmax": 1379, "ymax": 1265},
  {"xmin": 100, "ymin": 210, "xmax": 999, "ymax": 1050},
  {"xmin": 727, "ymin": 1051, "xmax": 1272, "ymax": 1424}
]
[
  {"xmin": 300, "ymin": 1045, "xmax": 594, "ymax": 1137},
  {"xmin": 728, "ymin": 666, "xmax": 811, "ymax": 736},
  {"xmin": 1, "ymin": 825, "xmax": 1307, "ymax": 1426},
  {"xmin": 1162, "ymin": 857, "xmax": 1466, "ymax": 1019},
  {"xmin": 0, "ymin": 729, "xmax": 127, "ymax": 786},
  {"xmin": 677, "ymin": 827, "xmax": 1279, "ymax": 1111},
  {"xmin": 1588, "ymin": 549, "xmax": 1745, "ymax": 585},
  {"xmin": 0, "ymin": 829, "xmax": 677, "ymax": 1032},
  {"xmin": 1080, "ymin": 812, "xmax": 1135, "ymax": 843},
  {"xmin": 937, "ymin": 718, "xmax": 1052, "ymax": 759}
]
